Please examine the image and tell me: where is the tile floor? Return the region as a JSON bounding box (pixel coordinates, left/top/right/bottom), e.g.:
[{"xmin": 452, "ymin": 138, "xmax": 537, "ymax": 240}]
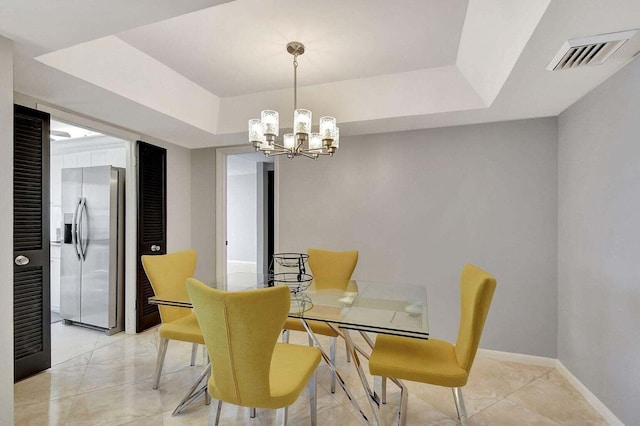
[{"xmin": 14, "ymin": 323, "xmax": 608, "ymax": 425}]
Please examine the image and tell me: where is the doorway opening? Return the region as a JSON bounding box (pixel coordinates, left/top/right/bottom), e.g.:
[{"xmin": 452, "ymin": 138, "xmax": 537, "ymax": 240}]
[
  {"xmin": 217, "ymin": 148, "xmax": 275, "ymax": 282},
  {"xmin": 49, "ymin": 119, "xmax": 128, "ymax": 365}
]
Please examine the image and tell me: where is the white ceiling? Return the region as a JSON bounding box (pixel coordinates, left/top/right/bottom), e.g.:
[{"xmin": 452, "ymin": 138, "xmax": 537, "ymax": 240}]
[
  {"xmin": 3, "ymin": 0, "xmax": 640, "ymax": 149},
  {"xmin": 118, "ymin": 0, "xmax": 467, "ymax": 97},
  {"xmin": 51, "ymin": 119, "xmax": 102, "ymax": 140}
]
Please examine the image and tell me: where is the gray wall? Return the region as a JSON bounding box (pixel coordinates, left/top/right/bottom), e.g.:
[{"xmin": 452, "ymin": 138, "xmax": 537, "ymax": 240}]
[
  {"xmin": 191, "ymin": 147, "xmax": 216, "ymax": 283},
  {"xmin": 558, "ymin": 56, "xmax": 640, "ymax": 425},
  {"xmin": 278, "ymin": 118, "xmax": 558, "ymax": 356},
  {"xmin": 0, "ymin": 35, "xmax": 14, "ymax": 425}
]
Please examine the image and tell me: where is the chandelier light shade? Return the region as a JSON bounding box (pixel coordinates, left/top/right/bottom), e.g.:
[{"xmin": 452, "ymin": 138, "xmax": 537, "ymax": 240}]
[{"xmin": 249, "ymin": 41, "xmax": 339, "ymax": 159}]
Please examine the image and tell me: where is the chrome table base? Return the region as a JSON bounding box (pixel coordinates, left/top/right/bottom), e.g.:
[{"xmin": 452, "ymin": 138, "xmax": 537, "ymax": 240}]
[
  {"xmin": 171, "ymin": 363, "xmax": 211, "ymax": 416},
  {"xmin": 300, "ymin": 319, "xmax": 374, "ymax": 424}
]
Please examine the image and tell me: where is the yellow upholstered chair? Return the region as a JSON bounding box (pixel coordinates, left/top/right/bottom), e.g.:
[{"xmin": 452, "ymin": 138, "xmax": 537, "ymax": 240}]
[
  {"xmin": 368, "ymin": 264, "xmax": 496, "ymax": 426},
  {"xmin": 282, "ymin": 248, "xmax": 358, "ymax": 393},
  {"xmin": 186, "ymin": 278, "xmax": 321, "ymax": 425},
  {"xmin": 141, "ymin": 249, "xmax": 204, "ymax": 390}
]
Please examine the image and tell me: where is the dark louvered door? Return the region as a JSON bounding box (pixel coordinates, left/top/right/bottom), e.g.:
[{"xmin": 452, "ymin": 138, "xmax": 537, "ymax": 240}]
[
  {"xmin": 136, "ymin": 141, "xmax": 166, "ymax": 332},
  {"xmin": 13, "ymin": 105, "xmax": 50, "ymax": 381}
]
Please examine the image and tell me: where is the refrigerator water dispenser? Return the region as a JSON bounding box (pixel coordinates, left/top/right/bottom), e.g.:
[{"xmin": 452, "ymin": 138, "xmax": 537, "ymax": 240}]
[{"xmin": 63, "ymin": 213, "xmax": 73, "ymax": 244}]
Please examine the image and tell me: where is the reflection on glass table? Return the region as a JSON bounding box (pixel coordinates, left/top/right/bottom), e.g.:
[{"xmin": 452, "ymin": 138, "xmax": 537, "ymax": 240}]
[{"xmin": 290, "ymin": 278, "xmax": 428, "ymax": 339}]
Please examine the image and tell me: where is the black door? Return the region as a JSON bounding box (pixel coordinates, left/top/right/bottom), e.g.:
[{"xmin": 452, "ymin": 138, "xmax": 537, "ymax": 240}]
[
  {"xmin": 136, "ymin": 141, "xmax": 166, "ymax": 332},
  {"xmin": 13, "ymin": 105, "xmax": 51, "ymax": 382},
  {"xmin": 266, "ymin": 169, "xmax": 274, "ymax": 269}
]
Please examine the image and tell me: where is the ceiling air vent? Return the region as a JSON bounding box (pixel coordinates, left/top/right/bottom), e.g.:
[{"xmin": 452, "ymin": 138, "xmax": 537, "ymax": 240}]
[{"xmin": 547, "ymin": 29, "xmax": 638, "ymax": 71}]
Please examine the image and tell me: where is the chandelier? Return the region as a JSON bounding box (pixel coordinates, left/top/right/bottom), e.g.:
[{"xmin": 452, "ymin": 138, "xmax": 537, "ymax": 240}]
[{"xmin": 248, "ymin": 42, "xmax": 339, "ymax": 159}]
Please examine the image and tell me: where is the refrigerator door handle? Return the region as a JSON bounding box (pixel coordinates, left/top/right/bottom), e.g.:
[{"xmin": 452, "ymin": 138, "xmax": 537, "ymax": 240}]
[
  {"xmin": 78, "ymin": 197, "xmax": 87, "ymax": 261},
  {"xmin": 72, "ymin": 197, "xmax": 82, "ymax": 260}
]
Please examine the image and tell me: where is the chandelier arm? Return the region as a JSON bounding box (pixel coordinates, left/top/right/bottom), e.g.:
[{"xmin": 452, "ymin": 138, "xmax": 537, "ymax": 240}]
[
  {"xmin": 271, "ymin": 142, "xmax": 289, "ymax": 150},
  {"xmin": 298, "ymin": 152, "xmax": 319, "ymax": 160},
  {"xmin": 300, "ymin": 148, "xmax": 330, "ymax": 155},
  {"xmin": 267, "ymin": 152, "xmax": 291, "ymax": 157}
]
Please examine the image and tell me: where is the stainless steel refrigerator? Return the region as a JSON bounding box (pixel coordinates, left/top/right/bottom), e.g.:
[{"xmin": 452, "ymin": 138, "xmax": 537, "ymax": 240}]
[{"xmin": 60, "ymin": 165, "xmax": 124, "ymax": 335}]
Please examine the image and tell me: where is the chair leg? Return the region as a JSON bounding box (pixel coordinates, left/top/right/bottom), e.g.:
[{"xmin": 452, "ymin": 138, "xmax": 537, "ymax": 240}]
[
  {"xmin": 215, "ymin": 400, "xmax": 223, "ymax": 426},
  {"xmin": 308, "ymin": 371, "xmax": 317, "ymax": 426},
  {"xmin": 205, "ymin": 353, "xmax": 211, "ymax": 406},
  {"xmin": 308, "ymin": 333, "xmax": 314, "ymax": 347},
  {"xmin": 397, "ymin": 379, "xmax": 407, "ymax": 426},
  {"xmin": 345, "ymin": 342, "xmax": 351, "ymax": 363},
  {"xmin": 190, "ymin": 342, "xmax": 198, "ymax": 366},
  {"xmin": 452, "ymin": 387, "xmax": 467, "ymax": 426},
  {"xmin": 374, "ymin": 376, "xmax": 387, "ymax": 404},
  {"xmin": 374, "ymin": 376, "xmax": 405, "ymax": 425},
  {"xmin": 282, "ymin": 329, "xmax": 289, "ymax": 343},
  {"xmin": 208, "ymin": 398, "xmax": 222, "ymax": 426},
  {"xmin": 329, "ymin": 337, "xmax": 337, "ymax": 393},
  {"xmin": 153, "ymin": 338, "xmax": 169, "ymax": 390},
  {"xmin": 276, "ymin": 406, "xmax": 288, "ymax": 426}
]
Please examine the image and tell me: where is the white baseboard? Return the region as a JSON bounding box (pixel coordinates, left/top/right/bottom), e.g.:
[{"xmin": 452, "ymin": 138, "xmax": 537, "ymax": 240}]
[
  {"xmin": 555, "ymin": 360, "xmax": 624, "ymax": 426},
  {"xmin": 478, "ymin": 348, "xmax": 557, "ymax": 367},
  {"xmin": 477, "ymin": 349, "xmax": 623, "ymax": 425}
]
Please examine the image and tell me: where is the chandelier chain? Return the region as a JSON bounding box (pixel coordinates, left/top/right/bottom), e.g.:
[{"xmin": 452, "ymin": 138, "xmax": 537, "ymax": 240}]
[{"xmin": 293, "ymin": 53, "xmax": 299, "ymax": 110}]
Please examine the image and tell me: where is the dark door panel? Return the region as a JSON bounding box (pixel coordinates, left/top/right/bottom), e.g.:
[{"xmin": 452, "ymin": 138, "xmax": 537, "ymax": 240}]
[
  {"xmin": 136, "ymin": 141, "xmax": 167, "ymax": 332},
  {"xmin": 13, "ymin": 105, "xmax": 51, "ymax": 382}
]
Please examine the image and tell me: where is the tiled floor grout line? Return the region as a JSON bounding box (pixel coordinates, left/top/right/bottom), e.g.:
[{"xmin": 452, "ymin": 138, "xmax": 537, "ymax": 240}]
[{"xmin": 493, "ymin": 372, "xmax": 565, "ymax": 426}]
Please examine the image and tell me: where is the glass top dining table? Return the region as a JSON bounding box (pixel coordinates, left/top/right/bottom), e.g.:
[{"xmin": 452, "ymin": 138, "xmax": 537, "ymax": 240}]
[
  {"xmin": 149, "ymin": 272, "xmax": 429, "ymax": 425},
  {"xmin": 149, "ymin": 272, "xmax": 429, "ymax": 339}
]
